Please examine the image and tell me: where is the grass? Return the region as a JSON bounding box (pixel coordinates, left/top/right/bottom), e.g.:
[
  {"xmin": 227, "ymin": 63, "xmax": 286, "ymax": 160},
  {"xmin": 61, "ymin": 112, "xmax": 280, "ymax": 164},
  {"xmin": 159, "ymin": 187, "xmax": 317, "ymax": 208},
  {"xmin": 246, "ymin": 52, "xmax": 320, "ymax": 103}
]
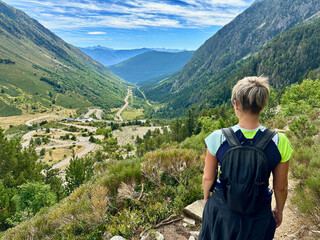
[
  {"xmin": 42, "ymin": 146, "xmax": 85, "ymax": 165},
  {"xmin": 121, "ymin": 108, "xmax": 144, "ymax": 121},
  {"xmin": 0, "ymin": 99, "xmax": 22, "ymax": 116}
]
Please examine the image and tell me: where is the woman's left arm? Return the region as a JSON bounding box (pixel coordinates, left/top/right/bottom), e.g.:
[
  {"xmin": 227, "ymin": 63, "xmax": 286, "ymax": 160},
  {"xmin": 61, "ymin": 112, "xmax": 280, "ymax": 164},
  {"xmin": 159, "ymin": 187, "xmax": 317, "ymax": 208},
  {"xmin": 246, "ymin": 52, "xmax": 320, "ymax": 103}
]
[{"xmin": 202, "ymin": 149, "xmax": 218, "ymax": 207}]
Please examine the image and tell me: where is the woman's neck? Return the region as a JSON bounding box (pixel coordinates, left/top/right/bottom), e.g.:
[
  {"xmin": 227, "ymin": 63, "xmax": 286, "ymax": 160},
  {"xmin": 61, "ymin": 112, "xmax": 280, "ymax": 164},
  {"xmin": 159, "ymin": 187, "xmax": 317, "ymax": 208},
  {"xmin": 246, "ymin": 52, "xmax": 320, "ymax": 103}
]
[{"xmin": 237, "ymin": 113, "xmax": 260, "ymax": 130}]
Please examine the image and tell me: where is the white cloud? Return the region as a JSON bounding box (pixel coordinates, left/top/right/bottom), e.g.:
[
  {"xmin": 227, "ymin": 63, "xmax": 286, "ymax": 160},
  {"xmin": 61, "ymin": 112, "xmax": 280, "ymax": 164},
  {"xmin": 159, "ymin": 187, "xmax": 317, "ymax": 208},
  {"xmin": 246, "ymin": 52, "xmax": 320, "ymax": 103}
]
[
  {"xmin": 4, "ymin": 0, "xmax": 253, "ymax": 29},
  {"xmin": 88, "ymin": 32, "xmax": 107, "ymax": 35}
]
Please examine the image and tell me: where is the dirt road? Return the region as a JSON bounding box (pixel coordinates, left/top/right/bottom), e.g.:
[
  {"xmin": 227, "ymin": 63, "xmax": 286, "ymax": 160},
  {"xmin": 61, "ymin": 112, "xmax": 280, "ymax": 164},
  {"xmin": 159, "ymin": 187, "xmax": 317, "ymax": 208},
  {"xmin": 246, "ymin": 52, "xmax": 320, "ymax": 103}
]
[
  {"xmin": 116, "ymin": 88, "xmax": 131, "ymax": 121},
  {"xmin": 25, "ymin": 115, "xmax": 66, "ymax": 126},
  {"xmin": 83, "ymin": 108, "xmax": 103, "ymax": 120}
]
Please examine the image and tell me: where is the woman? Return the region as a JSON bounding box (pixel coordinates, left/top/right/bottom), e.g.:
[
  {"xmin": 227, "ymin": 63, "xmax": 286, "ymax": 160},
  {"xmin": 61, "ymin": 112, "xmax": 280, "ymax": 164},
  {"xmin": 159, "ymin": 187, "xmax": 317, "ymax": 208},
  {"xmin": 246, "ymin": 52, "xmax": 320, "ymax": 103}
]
[{"xmin": 199, "ymin": 76, "xmax": 293, "ymax": 240}]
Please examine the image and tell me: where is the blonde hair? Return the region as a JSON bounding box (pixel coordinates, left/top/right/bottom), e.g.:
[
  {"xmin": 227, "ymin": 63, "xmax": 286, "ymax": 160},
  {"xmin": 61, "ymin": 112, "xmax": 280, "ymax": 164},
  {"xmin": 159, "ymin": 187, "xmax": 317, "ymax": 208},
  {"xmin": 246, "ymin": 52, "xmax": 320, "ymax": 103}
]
[{"xmin": 231, "ymin": 76, "xmax": 270, "ymax": 114}]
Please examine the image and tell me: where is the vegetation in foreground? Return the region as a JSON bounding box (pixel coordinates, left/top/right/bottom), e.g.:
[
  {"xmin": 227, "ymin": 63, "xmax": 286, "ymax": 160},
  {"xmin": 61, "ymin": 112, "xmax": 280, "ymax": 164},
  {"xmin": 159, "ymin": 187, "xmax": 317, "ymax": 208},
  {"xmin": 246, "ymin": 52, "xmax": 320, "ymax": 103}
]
[{"xmin": 0, "ymin": 78, "xmax": 319, "ymax": 239}]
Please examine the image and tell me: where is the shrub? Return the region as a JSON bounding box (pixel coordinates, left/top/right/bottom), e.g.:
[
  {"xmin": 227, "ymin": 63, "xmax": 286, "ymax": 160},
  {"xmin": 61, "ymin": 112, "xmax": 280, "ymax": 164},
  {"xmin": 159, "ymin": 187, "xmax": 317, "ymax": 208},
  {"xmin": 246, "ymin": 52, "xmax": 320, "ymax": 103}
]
[
  {"xmin": 102, "ymin": 159, "xmax": 143, "ymax": 196},
  {"xmin": 142, "ymin": 148, "xmax": 199, "ymax": 186}
]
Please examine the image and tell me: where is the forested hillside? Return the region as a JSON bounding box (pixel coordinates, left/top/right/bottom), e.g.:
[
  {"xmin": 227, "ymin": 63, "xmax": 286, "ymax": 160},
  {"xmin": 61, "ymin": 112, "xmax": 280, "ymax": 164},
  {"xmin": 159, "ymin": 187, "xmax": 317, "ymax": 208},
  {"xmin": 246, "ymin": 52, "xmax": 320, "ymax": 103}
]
[
  {"xmin": 109, "ymin": 51, "xmax": 194, "ymax": 85},
  {"xmin": 143, "ymin": 0, "xmax": 320, "ymax": 117},
  {"xmin": 0, "ymin": 0, "xmax": 127, "ymax": 117},
  {"xmin": 236, "ymin": 18, "xmax": 320, "ymax": 87}
]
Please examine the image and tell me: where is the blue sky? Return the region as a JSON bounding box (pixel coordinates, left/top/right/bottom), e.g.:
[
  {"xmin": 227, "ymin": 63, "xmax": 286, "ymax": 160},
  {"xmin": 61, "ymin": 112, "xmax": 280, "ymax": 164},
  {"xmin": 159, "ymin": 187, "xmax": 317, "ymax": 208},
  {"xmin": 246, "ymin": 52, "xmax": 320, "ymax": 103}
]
[{"xmin": 3, "ymin": 0, "xmax": 255, "ymax": 50}]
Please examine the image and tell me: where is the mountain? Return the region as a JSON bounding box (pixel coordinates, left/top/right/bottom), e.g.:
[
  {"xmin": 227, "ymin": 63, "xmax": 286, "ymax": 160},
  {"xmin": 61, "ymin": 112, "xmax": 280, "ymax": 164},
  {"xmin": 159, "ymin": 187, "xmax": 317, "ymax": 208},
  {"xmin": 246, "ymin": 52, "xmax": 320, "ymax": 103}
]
[
  {"xmin": 108, "ymin": 51, "xmax": 194, "ymax": 85},
  {"xmin": 144, "ymin": 0, "xmax": 320, "ymax": 116},
  {"xmin": 78, "ymin": 46, "xmax": 151, "ymax": 66},
  {"xmin": 237, "ymin": 17, "xmax": 320, "ymax": 88},
  {"xmin": 79, "ymin": 46, "xmax": 189, "ymax": 67},
  {"xmin": 0, "ymin": 1, "xmax": 127, "ymax": 117}
]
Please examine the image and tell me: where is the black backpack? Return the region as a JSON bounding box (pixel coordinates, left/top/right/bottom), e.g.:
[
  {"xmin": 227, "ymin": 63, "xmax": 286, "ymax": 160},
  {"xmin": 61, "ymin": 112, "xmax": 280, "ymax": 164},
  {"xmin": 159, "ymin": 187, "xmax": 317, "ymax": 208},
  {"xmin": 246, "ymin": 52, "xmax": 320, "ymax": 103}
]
[{"xmin": 219, "ymin": 127, "xmax": 276, "ymax": 214}]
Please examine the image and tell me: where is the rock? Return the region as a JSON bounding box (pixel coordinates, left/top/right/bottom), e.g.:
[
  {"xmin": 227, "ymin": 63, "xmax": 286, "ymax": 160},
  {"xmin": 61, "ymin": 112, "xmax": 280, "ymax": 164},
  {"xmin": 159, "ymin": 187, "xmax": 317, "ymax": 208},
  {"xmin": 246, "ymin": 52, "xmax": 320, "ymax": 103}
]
[
  {"xmin": 189, "ymin": 236, "xmax": 196, "ymax": 240},
  {"xmin": 110, "ymin": 236, "xmax": 126, "ymax": 240},
  {"xmin": 101, "ymin": 231, "xmax": 112, "ymax": 240},
  {"xmin": 156, "ymin": 232, "xmax": 165, "ymax": 240},
  {"xmin": 182, "ymin": 223, "xmax": 188, "ymax": 228},
  {"xmin": 140, "ymin": 231, "xmax": 164, "ymax": 240},
  {"xmin": 183, "ymin": 217, "xmax": 196, "ymax": 226},
  {"xmin": 190, "ymin": 231, "xmax": 200, "ymax": 237},
  {"xmin": 183, "ymin": 200, "xmax": 204, "ymax": 221}
]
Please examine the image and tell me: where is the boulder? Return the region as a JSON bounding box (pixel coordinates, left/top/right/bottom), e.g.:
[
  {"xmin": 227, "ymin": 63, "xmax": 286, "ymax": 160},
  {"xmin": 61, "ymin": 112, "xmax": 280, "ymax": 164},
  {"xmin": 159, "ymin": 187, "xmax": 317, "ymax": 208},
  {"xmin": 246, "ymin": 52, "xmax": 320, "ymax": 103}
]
[
  {"xmin": 110, "ymin": 236, "xmax": 126, "ymax": 240},
  {"xmin": 183, "ymin": 200, "xmax": 204, "ymax": 221}
]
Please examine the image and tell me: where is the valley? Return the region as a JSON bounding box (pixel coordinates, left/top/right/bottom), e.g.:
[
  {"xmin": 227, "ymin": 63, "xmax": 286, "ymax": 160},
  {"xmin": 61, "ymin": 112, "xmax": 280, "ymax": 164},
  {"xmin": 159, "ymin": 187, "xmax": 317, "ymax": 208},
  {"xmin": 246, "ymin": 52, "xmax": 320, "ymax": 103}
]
[
  {"xmin": 8, "ymin": 87, "xmax": 154, "ymax": 171},
  {"xmin": 0, "ymin": 0, "xmax": 319, "ymax": 239}
]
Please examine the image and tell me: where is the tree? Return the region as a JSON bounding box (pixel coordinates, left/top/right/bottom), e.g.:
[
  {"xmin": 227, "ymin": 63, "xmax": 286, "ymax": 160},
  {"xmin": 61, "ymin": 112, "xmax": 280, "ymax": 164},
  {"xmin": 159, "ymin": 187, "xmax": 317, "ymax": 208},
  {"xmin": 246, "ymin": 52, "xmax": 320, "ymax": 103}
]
[
  {"xmin": 0, "ymin": 128, "xmax": 43, "ymax": 188},
  {"xmin": 65, "ymin": 156, "xmax": 94, "ymax": 194},
  {"xmin": 40, "ymin": 148, "xmax": 46, "ymax": 156},
  {"xmin": 35, "ymin": 137, "xmax": 42, "ymax": 146},
  {"xmin": 0, "ymin": 180, "xmax": 14, "ymax": 230},
  {"xmin": 43, "ymin": 167, "xmax": 65, "ymax": 201},
  {"xmin": 186, "ymin": 107, "xmax": 196, "ymax": 136},
  {"xmin": 170, "ymin": 119, "xmax": 182, "ymax": 142},
  {"xmin": 10, "ymin": 182, "xmax": 57, "ymax": 225},
  {"xmin": 89, "ymin": 136, "xmax": 96, "ymax": 143}
]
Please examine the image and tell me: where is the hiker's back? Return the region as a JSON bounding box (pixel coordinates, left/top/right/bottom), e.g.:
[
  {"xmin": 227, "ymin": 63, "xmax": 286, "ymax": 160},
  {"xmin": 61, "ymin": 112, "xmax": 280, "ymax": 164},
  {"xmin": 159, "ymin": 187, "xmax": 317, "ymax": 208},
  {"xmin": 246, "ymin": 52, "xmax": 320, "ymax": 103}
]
[{"xmin": 219, "ymin": 127, "xmax": 276, "ymax": 214}]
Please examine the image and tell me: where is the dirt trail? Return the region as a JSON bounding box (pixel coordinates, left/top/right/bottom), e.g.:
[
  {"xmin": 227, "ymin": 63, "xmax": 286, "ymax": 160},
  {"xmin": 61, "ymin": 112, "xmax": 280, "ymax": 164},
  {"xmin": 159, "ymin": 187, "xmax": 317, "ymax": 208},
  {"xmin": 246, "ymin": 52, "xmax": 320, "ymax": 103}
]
[
  {"xmin": 158, "ymin": 176, "xmax": 306, "ymax": 239},
  {"xmin": 136, "ymin": 87, "xmax": 152, "ymax": 106},
  {"xmin": 273, "ymin": 177, "xmax": 305, "ymax": 240}
]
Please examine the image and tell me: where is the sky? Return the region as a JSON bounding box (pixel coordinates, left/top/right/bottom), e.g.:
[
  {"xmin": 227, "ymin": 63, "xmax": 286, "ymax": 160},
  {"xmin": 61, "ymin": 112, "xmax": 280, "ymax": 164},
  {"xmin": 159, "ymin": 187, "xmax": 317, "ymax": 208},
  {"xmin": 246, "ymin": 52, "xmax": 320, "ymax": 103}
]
[{"xmin": 3, "ymin": 0, "xmax": 255, "ymax": 50}]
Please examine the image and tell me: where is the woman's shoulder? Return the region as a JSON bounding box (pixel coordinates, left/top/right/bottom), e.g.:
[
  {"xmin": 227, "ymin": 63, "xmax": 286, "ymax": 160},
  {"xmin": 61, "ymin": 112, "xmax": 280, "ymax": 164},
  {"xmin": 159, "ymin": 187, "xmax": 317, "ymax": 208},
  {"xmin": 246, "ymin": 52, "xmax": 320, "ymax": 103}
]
[{"xmin": 205, "ymin": 129, "xmax": 224, "ymax": 156}]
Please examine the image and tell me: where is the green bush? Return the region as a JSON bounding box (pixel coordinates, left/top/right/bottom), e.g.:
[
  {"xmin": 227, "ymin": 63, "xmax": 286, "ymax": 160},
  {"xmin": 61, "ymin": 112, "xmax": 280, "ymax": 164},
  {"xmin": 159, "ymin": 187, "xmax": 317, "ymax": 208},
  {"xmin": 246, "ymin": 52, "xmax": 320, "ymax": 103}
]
[
  {"xmin": 281, "ymin": 79, "xmax": 320, "ymax": 116},
  {"xmin": 287, "ymin": 113, "xmax": 320, "ymax": 228}
]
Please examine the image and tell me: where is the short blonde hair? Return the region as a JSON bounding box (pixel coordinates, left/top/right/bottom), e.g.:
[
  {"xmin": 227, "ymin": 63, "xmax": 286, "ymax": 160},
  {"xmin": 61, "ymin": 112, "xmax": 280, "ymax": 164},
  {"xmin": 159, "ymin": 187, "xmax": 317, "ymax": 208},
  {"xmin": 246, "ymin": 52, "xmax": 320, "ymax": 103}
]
[{"xmin": 231, "ymin": 76, "xmax": 270, "ymax": 114}]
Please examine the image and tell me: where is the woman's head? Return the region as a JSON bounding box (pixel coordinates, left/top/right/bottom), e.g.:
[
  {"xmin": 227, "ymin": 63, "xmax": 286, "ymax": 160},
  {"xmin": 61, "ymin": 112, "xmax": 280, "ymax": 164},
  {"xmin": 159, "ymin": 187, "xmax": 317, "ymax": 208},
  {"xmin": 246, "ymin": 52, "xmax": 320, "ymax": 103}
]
[{"xmin": 231, "ymin": 76, "xmax": 270, "ymax": 115}]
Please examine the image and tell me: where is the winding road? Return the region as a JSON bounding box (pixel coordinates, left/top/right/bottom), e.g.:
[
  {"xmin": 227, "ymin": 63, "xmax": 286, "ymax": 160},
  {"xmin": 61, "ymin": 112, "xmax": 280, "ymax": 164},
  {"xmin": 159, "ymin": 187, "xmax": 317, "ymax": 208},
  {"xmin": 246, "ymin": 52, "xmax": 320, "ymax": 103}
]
[
  {"xmin": 22, "ymin": 109, "xmax": 103, "ymax": 170},
  {"xmin": 83, "ymin": 108, "xmax": 103, "ymax": 120},
  {"xmin": 116, "ymin": 88, "xmax": 131, "ymax": 122},
  {"xmin": 25, "ymin": 115, "xmax": 66, "ymax": 126},
  {"xmin": 21, "ymin": 89, "xmax": 137, "ymax": 169}
]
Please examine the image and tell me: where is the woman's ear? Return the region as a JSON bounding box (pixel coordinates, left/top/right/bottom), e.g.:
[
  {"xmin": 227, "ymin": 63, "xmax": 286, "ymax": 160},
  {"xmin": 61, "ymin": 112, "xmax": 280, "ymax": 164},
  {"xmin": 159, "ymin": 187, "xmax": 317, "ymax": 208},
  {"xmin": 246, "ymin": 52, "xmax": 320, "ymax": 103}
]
[{"xmin": 234, "ymin": 100, "xmax": 239, "ymax": 110}]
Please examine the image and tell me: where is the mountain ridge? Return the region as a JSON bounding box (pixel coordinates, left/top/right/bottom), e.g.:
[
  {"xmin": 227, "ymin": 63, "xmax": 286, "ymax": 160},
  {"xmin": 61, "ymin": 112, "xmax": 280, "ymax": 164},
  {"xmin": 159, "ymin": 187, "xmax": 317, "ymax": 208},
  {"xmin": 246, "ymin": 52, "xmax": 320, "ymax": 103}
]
[
  {"xmin": 79, "ymin": 46, "xmax": 189, "ymax": 66},
  {"xmin": 109, "ymin": 50, "xmax": 194, "ymax": 85},
  {"xmin": 144, "ymin": 0, "xmax": 320, "ymax": 116},
  {"xmin": 0, "ymin": 0, "xmax": 127, "ymax": 117}
]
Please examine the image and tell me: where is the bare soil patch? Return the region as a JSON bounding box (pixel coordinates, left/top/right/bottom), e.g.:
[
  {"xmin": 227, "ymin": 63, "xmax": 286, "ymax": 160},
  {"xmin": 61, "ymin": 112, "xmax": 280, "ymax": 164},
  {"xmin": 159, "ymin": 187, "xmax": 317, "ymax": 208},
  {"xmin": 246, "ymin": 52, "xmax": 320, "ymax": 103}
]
[
  {"xmin": 42, "ymin": 146, "xmax": 85, "ymax": 165},
  {"xmin": 112, "ymin": 126, "xmax": 162, "ymax": 146}
]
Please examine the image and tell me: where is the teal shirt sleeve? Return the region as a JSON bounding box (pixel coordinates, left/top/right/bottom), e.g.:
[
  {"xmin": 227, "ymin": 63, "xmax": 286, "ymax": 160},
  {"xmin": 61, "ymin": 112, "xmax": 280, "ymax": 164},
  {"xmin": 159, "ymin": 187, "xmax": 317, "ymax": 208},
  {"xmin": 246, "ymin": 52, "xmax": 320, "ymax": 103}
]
[{"xmin": 205, "ymin": 129, "xmax": 223, "ymax": 156}]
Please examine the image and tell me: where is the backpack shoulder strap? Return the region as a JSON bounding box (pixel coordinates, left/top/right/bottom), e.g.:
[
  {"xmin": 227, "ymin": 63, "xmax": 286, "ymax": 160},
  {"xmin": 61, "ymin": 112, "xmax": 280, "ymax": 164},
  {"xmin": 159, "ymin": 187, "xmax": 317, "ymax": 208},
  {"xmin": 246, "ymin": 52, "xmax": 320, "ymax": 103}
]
[
  {"xmin": 253, "ymin": 128, "xmax": 276, "ymax": 151},
  {"xmin": 222, "ymin": 127, "xmax": 240, "ymax": 147}
]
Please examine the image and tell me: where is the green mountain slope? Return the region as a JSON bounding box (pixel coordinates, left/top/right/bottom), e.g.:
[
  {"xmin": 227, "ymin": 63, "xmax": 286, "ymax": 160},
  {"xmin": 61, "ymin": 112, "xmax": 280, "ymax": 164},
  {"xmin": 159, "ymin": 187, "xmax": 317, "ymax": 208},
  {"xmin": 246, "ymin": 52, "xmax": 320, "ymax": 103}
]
[
  {"xmin": 0, "ymin": 1, "xmax": 127, "ymax": 117},
  {"xmin": 144, "ymin": 0, "xmax": 320, "ymax": 116},
  {"xmin": 146, "ymin": 17, "xmax": 320, "ymax": 117},
  {"xmin": 238, "ymin": 18, "xmax": 320, "ymax": 87},
  {"xmin": 109, "ymin": 51, "xmax": 194, "ymax": 85}
]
